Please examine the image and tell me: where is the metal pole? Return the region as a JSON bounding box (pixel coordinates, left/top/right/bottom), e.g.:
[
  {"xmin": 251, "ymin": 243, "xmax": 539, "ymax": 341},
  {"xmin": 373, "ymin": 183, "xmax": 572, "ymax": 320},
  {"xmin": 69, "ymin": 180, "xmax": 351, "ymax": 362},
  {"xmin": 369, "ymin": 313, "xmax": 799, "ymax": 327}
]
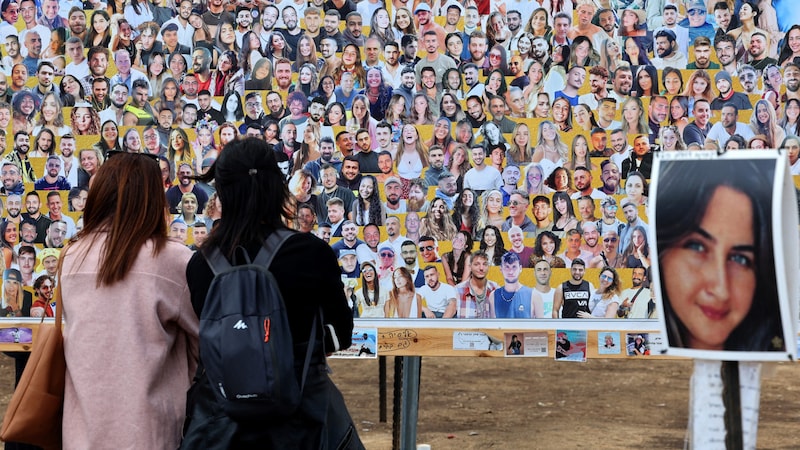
[
  {"xmin": 721, "ymin": 361, "xmax": 743, "ymax": 450},
  {"xmin": 379, "ymin": 355, "xmax": 387, "ymax": 423},
  {"xmin": 399, "ymin": 356, "xmax": 422, "ymax": 450},
  {"xmin": 392, "ymin": 356, "xmax": 402, "ymax": 450}
]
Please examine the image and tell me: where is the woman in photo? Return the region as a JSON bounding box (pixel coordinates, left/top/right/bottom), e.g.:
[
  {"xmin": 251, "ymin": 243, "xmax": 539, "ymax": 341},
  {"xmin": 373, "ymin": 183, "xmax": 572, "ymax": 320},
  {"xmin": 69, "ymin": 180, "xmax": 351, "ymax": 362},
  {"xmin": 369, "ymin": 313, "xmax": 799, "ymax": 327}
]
[
  {"xmin": 210, "ymin": 51, "xmax": 244, "ymax": 97},
  {"xmin": 175, "ymin": 192, "xmax": 203, "ymax": 227},
  {"xmin": 245, "ymin": 57, "xmax": 273, "ymax": 90},
  {"xmin": 659, "ymin": 125, "xmax": 687, "ymax": 151},
  {"xmin": 621, "ymin": 225, "xmax": 650, "ymax": 269},
  {"xmin": 668, "ymin": 95, "xmax": 690, "ymax": 136},
  {"xmin": 681, "ymin": 69, "xmax": 714, "ymax": 106},
  {"xmin": 121, "ymin": 128, "xmax": 143, "ymax": 153},
  {"xmin": 551, "ymin": 97, "xmax": 573, "ymax": 132},
  {"xmin": 167, "ymin": 52, "xmax": 188, "ymax": 81},
  {"xmin": 85, "ymin": 10, "xmax": 112, "ymax": 48},
  {"xmin": 531, "ymin": 120, "xmax": 568, "ymax": 179},
  {"xmin": 531, "ymin": 230, "xmax": 566, "ymax": 268},
  {"xmin": 33, "ymin": 92, "xmax": 70, "ymax": 136},
  {"xmin": 780, "ymin": 98, "xmax": 800, "ymax": 137},
  {"xmin": 523, "ymin": 163, "xmax": 552, "ymax": 196},
  {"xmin": 167, "ymin": 128, "xmax": 194, "ymax": 169},
  {"xmin": 622, "ymin": 36, "xmax": 651, "ymax": 66},
  {"xmin": 478, "ymin": 224, "xmax": 506, "ymax": 266},
  {"xmin": 749, "ymin": 98, "xmax": 786, "ymax": 148},
  {"xmin": 661, "ymin": 67, "xmax": 683, "ymax": 96},
  {"xmin": 385, "ymin": 267, "xmax": 425, "ymax": 318},
  {"xmin": 477, "ymin": 189, "xmax": 506, "ymax": 232},
  {"xmin": 12, "ymin": 90, "xmax": 38, "ymax": 136},
  {"xmin": 78, "ymin": 148, "xmax": 104, "ymax": 188},
  {"xmin": 451, "ymin": 188, "xmax": 479, "ymax": 235},
  {"xmin": 369, "ymin": 8, "xmax": 397, "ymax": 50},
  {"xmin": 355, "ymin": 261, "xmax": 387, "ymax": 318},
  {"xmin": 571, "ymin": 104, "xmax": 598, "ymax": 133},
  {"xmin": 569, "ymin": 36, "xmax": 600, "ymax": 68},
  {"xmin": 392, "ymin": 7, "xmax": 415, "ymax": 42},
  {"xmin": 600, "ymin": 38, "xmax": 625, "ymax": 73},
  {"xmin": 656, "ymin": 158, "xmax": 782, "ymax": 352},
  {"xmin": 632, "ymin": 65, "xmax": 658, "ymax": 98},
  {"xmin": 395, "ymin": 124, "xmax": 428, "ymax": 185},
  {"xmin": 352, "ymin": 175, "xmax": 386, "ymax": 226},
  {"xmin": 94, "ymin": 120, "xmax": 122, "ymax": 155},
  {"xmin": 480, "ymin": 121, "xmax": 508, "ymax": 151},
  {"xmin": 578, "ymin": 267, "xmax": 621, "ymax": 318},
  {"xmin": 625, "ymin": 171, "xmax": 649, "ymax": 207},
  {"xmin": 551, "ymin": 191, "xmax": 578, "ymax": 234},
  {"xmin": 239, "ymin": 30, "xmax": 266, "ymax": 78},
  {"xmin": 410, "ymin": 93, "xmax": 435, "ymax": 126},
  {"xmin": 442, "ymin": 230, "xmax": 473, "ymax": 285},
  {"xmin": 291, "ymin": 63, "xmax": 320, "ymax": 98},
  {"xmin": 28, "ymin": 128, "xmax": 56, "ymax": 158},
  {"xmin": 61, "ymin": 151, "xmax": 198, "ymax": 449},
  {"xmin": 525, "ymin": 8, "xmax": 552, "ymax": 41},
  {"xmin": 621, "ymin": 96, "xmax": 649, "ymax": 136},
  {"xmin": 507, "ymin": 122, "xmax": 531, "ymax": 166},
  {"xmin": 564, "ymin": 134, "xmax": 597, "ymax": 171},
  {"xmin": 0, "ymin": 220, "xmax": 17, "ymax": 270},
  {"xmin": 360, "ymin": 68, "xmax": 392, "ymax": 121},
  {"xmin": 778, "ymin": 24, "xmax": 800, "ymax": 67},
  {"xmin": 70, "ymin": 102, "xmax": 101, "ymax": 136}
]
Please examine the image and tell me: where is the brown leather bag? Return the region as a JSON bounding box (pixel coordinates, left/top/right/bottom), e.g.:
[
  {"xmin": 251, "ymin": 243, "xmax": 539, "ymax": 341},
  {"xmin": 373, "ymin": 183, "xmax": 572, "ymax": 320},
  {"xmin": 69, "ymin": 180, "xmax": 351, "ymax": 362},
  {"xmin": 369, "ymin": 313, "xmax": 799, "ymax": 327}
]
[{"xmin": 1, "ymin": 264, "xmax": 65, "ymax": 450}]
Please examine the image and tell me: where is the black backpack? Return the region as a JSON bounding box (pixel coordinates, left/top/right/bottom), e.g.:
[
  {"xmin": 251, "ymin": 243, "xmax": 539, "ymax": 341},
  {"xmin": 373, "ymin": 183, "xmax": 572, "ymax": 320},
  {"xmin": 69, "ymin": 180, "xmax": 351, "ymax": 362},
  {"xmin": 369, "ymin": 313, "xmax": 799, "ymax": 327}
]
[{"xmin": 198, "ymin": 229, "xmax": 317, "ymax": 421}]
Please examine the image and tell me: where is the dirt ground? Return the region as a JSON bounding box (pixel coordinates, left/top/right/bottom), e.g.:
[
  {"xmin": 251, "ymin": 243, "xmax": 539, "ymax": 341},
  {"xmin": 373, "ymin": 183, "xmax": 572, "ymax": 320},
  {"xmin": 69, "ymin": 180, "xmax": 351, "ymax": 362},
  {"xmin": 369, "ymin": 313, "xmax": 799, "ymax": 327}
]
[
  {"xmin": 328, "ymin": 357, "xmax": 800, "ymax": 450},
  {"xmin": 1, "ymin": 355, "xmax": 799, "ymax": 449}
]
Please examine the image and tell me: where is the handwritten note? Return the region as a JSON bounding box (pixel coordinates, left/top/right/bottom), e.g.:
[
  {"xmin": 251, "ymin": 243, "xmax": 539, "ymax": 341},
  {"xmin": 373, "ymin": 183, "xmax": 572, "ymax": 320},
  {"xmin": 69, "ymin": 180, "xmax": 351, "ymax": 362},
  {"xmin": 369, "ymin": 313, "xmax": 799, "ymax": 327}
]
[{"xmin": 691, "ymin": 360, "xmax": 761, "ymax": 450}]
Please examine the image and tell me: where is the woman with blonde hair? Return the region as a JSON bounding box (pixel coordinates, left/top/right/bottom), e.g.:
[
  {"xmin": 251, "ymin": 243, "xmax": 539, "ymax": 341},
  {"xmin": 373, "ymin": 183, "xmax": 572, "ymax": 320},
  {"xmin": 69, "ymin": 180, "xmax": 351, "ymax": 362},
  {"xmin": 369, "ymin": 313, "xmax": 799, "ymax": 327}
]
[
  {"xmin": 477, "ymin": 189, "xmax": 505, "ymax": 231},
  {"xmin": 288, "ymin": 169, "xmax": 317, "ymax": 211},
  {"xmin": 621, "ymin": 96, "xmax": 649, "ymax": 136},
  {"xmin": 523, "ymin": 163, "xmax": 552, "ymax": 196},
  {"xmin": 448, "ymin": 144, "xmax": 471, "ymax": 191},
  {"xmin": 599, "ymin": 37, "xmax": 625, "ymax": 73},
  {"xmin": 507, "ymin": 122, "xmax": 532, "ymax": 165},
  {"xmin": 749, "ymin": 98, "xmax": 785, "ymax": 148},
  {"xmin": 419, "ymin": 197, "xmax": 457, "ymax": 242},
  {"xmin": 176, "ymin": 192, "xmax": 203, "ymax": 227},
  {"xmin": 564, "ymin": 134, "xmax": 597, "ymax": 171},
  {"xmin": 292, "ymin": 122, "xmax": 321, "ymax": 175},
  {"xmin": 531, "ymin": 120, "xmax": 568, "ymax": 179},
  {"xmin": 659, "ymin": 125, "xmax": 687, "ymax": 151},
  {"xmin": 167, "ymin": 128, "xmax": 195, "ymax": 169}
]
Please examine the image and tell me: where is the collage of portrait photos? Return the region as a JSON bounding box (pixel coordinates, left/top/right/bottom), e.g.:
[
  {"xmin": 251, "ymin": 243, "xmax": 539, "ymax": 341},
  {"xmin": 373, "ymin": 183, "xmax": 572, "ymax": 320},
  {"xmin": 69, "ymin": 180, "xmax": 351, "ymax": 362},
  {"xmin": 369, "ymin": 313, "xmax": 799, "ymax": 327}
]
[{"xmin": 0, "ymin": 0, "xmax": 796, "ymax": 326}]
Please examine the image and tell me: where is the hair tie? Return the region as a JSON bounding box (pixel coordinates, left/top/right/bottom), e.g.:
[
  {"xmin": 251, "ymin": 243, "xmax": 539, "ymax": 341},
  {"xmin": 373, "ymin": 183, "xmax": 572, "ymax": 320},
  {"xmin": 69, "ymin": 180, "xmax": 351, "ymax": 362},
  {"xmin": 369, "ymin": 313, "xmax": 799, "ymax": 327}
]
[{"xmin": 248, "ymin": 169, "xmax": 257, "ymax": 175}]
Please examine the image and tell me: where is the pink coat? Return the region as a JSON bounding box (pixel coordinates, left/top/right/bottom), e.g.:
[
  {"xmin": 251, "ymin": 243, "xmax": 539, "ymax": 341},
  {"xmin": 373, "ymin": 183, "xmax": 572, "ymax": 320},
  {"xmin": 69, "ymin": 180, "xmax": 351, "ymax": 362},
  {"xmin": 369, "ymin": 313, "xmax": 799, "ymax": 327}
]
[{"xmin": 61, "ymin": 236, "xmax": 199, "ymax": 450}]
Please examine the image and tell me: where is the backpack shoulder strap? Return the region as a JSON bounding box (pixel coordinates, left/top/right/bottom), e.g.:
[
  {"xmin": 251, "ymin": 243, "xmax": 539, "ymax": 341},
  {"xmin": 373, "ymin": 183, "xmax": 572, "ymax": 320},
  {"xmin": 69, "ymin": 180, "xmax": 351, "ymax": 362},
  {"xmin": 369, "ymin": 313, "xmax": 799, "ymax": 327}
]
[
  {"xmin": 201, "ymin": 246, "xmax": 233, "ymax": 276},
  {"xmin": 253, "ymin": 228, "xmax": 296, "ymax": 268}
]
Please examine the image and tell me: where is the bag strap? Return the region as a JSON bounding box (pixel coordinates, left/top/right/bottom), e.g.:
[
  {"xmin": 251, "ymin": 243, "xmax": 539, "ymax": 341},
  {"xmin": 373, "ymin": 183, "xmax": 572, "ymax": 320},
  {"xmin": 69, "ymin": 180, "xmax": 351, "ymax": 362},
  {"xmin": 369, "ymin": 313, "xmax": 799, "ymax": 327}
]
[
  {"xmin": 297, "ymin": 311, "xmax": 319, "ymax": 394},
  {"xmin": 253, "ymin": 228, "xmax": 295, "ymax": 268},
  {"xmin": 629, "ymin": 285, "xmax": 646, "ymax": 304}
]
